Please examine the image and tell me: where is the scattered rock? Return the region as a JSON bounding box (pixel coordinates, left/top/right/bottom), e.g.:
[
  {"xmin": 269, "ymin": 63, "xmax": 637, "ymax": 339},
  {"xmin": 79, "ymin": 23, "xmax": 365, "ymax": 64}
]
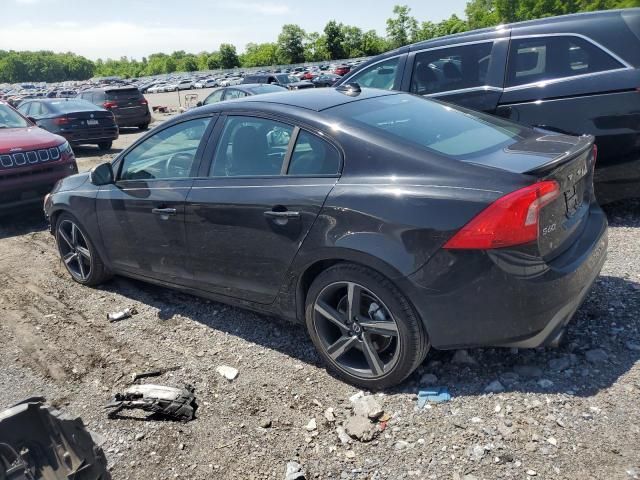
[
  {"xmin": 548, "ymin": 356, "xmax": 571, "ymax": 372},
  {"xmin": 345, "ymin": 450, "xmax": 356, "ymax": 459},
  {"xmin": 452, "ymin": 349, "xmax": 478, "ymax": 365},
  {"xmin": 526, "ymin": 469, "xmax": 537, "ymax": 476},
  {"xmin": 324, "ymin": 408, "xmax": 336, "ymax": 423},
  {"xmin": 468, "ymin": 444, "xmax": 485, "ymax": 461},
  {"xmin": 305, "ymin": 418, "xmax": 317, "ymax": 431},
  {"xmin": 394, "ymin": 440, "xmax": 409, "ymax": 450},
  {"xmin": 216, "ymin": 365, "xmax": 238, "ymax": 381},
  {"xmin": 585, "ymin": 349, "xmax": 608, "ymax": 364},
  {"xmin": 178, "ymin": 443, "xmax": 185, "ymax": 451},
  {"xmin": 547, "ymin": 437, "xmax": 558, "ymax": 446},
  {"xmin": 134, "ymin": 433, "xmax": 145, "ymax": 441},
  {"xmin": 344, "ymin": 415, "xmax": 377, "ymax": 442},
  {"xmin": 351, "ymin": 395, "xmax": 383, "ymax": 420},
  {"xmin": 336, "ymin": 426, "xmax": 351, "ymax": 445},
  {"xmin": 485, "ymin": 380, "xmax": 505, "ymax": 393},
  {"xmin": 420, "ymin": 373, "xmax": 438, "ymax": 385},
  {"xmin": 514, "ymin": 365, "xmax": 543, "ymax": 378},
  {"xmin": 285, "ymin": 461, "xmax": 306, "ymax": 480},
  {"xmin": 538, "ymin": 379, "xmax": 554, "ymax": 389},
  {"xmin": 260, "ymin": 418, "xmax": 272, "ymax": 429},
  {"xmin": 625, "ymin": 341, "xmax": 640, "ymax": 352}
]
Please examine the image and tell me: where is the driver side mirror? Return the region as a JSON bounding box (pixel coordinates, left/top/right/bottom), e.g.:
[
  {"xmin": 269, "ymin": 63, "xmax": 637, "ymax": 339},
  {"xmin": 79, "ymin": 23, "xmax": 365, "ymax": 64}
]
[
  {"xmin": 27, "ymin": 116, "xmax": 38, "ymax": 124},
  {"xmin": 196, "ymin": 101, "xmax": 203, "ymax": 107},
  {"xmin": 90, "ymin": 162, "xmax": 114, "ymax": 186}
]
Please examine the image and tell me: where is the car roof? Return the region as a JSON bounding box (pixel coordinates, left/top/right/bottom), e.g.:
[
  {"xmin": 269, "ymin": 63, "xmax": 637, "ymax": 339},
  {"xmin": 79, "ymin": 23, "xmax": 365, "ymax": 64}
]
[{"xmin": 199, "ymin": 87, "xmax": 399, "ymax": 113}]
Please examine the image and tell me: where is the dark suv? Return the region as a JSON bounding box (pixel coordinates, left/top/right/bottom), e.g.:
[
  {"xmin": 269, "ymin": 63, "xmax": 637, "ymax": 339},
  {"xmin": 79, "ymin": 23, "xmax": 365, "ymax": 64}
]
[
  {"xmin": 337, "ymin": 8, "xmax": 640, "ymax": 204},
  {"xmin": 78, "ymin": 87, "xmax": 151, "ymax": 130}
]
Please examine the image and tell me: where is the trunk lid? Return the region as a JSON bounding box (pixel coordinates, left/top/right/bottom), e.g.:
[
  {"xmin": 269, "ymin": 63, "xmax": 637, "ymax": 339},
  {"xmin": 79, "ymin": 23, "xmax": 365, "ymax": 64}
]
[
  {"xmin": 56, "ymin": 110, "xmax": 115, "ymax": 129},
  {"xmin": 105, "ymin": 88, "xmax": 147, "ymax": 118}
]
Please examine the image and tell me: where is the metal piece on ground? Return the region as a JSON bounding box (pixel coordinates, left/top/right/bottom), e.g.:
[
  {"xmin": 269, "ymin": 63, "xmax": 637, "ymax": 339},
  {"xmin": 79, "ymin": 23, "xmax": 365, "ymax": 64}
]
[
  {"xmin": 105, "ymin": 384, "xmax": 197, "ymax": 421},
  {"xmin": 130, "ymin": 366, "xmax": 180, "ymax": 383},
  {"xmin": 107, "ymin": 307, "xmax": 138, "ymax": 322},
  {"xmin": 0, "ymin": 398, "xmax": 110, "ymax": 479},
  {"xmin": 417, "ymin": 387, "xmax": 452, "ymax": 408}
]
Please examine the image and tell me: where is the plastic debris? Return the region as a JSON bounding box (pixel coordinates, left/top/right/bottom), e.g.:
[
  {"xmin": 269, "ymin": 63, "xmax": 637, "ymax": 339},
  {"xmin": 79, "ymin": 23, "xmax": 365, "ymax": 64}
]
[
  {"xmin": 105, "ymin": 384, "xmax": 197, "ymax": 421},
  {"xmin": 107, "ymin": 307, "xmax": 138, "ymax": 322},
  {"xmin": 417, "ymin": 387, "xmax": 451, "ymax": 408}
]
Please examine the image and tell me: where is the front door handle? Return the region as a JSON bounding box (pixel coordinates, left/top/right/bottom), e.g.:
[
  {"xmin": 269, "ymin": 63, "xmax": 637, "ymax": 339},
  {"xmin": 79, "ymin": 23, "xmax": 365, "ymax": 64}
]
[
  {"xmin": 152, "ymin": 207, "xmax": 177, "ymax": 216},
  {"xmin": 264, "ymin": 210, "xmax": 300, "ymax": 219}
]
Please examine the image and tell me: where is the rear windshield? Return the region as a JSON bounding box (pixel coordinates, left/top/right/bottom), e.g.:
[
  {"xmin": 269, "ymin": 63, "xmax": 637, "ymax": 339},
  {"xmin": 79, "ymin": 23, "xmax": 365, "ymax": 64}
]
[
  {"xmin": 106, "ymin": 88, "xmax": 142, "ymax": 100},
  {"xmin": 48, "ymin": 99, "xmax": 100, "ymax": 112},
  {"xmin": 330, "ymin": 94, "xmax": 526, "ymax": 160},
  {"xmin": 246, "ymin": 84, "xmax": 286, "ymax": 94},
  {"xmin": 0, "ymin": 104, "xmax": 29, "ymax": 128},
  {"xmin": 276, "ymin": 74, "xmax": 298, "ymax": 84}
]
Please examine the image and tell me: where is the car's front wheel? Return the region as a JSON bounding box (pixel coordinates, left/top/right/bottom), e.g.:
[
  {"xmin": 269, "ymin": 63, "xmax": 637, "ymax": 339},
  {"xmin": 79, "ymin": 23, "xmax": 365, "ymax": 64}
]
[
  {"xmin": 305, "ymin": 263, "xmax": 429, "ymax": 389},
  {"xmin": 55, "ymin": 213, "xmax": 111, "ymax": 286}
]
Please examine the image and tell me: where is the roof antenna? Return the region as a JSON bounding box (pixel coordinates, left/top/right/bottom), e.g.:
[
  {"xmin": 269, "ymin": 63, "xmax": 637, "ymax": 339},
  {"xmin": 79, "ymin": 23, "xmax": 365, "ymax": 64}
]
[{"xmin": 336, "ymin": 82, "xmax": 362, "ymax": 96}]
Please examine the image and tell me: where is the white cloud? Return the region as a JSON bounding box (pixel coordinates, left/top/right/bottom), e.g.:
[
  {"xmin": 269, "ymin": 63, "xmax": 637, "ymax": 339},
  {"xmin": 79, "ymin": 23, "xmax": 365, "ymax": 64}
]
[{"xmin": 0, "ymin": 21, "xmax": 252, "ymax": 60}]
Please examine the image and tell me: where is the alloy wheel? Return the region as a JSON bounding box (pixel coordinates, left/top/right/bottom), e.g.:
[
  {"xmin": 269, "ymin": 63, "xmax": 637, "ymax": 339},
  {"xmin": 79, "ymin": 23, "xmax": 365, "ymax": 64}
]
[
  {"xmin": 57, "ymin": 219, "xmax": 92, "ymax": 282},
  {"xmin": 312, "ymin": 281, "xmax": 401, "ymax": 379}
]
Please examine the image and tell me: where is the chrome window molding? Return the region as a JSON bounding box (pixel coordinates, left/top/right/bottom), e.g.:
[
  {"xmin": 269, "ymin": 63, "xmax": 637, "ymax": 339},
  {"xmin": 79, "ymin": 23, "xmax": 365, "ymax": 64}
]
[
  {"xmin": 503, "ymin": 67, "xmax": 631, "ymax": 92},
  {"xmin": 424, "ymin": 85, "xmax": 503, "ymax": 97},
  {"xmin": 412, "ymin": 38, "xmax": 500, "ymax": 54}
]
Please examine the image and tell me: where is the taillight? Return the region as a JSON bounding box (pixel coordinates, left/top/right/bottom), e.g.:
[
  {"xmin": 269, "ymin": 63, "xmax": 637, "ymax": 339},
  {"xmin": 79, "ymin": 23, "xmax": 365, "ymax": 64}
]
[
  {"xmin": 140, "ymin": 99, "xmax": 148, "ymax": 105},
  {"xmin": 443, "ymin": 181, "xmax": 560, "ymax": 250},
  {"xmin": 103, "ymin": 101, "xmax": 117, "ymax": 109},
  {"xmin": 53, "ymin": 117, "xmax": 69, "ymax": 125},
  {"xmin": 592, "ymin": 144, "xmax": 598, "ymax": 167}
]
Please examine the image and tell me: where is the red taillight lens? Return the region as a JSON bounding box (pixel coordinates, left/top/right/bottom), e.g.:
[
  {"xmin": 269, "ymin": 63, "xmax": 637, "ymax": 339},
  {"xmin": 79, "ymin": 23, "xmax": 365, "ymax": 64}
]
[
  {"xmin": 103, "ymin": 101, "xmax": 117, "ymax": 109},
  {"xmin": 53, "ymin": 117, "xmax": 69, "ymax": 125},
  {"xmin": 592, "ymin": 144, "xmax": 598, "ymax": 167},
  {"xmin": 140, "ymin": 99, "xmax": 148, "ymax": 105},
  {"xmin": 443, "ymin": 181, "xmax": 560, "ymax": 250}
]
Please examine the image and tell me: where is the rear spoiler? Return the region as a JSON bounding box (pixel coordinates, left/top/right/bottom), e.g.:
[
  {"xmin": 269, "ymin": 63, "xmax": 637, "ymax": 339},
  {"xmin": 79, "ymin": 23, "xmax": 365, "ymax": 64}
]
[{"xmin": 524, "ymin": 134, "xmax": 595, "ymax": 175}]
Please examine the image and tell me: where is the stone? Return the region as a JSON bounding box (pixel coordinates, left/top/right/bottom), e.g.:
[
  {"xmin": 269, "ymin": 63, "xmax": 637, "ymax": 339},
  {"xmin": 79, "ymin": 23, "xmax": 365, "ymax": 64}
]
[
  {"xmin": 324, "ymin": 408, "xmax": 336, "ymax": 423},
  {"xmin": 537, "ymin": 379, "xmax": 554, "ymax": 389},
  {"xmin": 394, "ymin": 440, "xmax": 410, "ymax": 450},
  {"xmin": 345, "ymin": 450, "xmax": 356, "ymax": 459},
  {"xmin": 468, "ymin": 444, "xmax": 485, "ymax": 461},
  {"xmin": 585, "ymin": 349, "xmax": 608, "ymax": 364},
  {"xmin": 625, "ymin": 341, "xmax": 640, "ymax": 352},
  {"xmin": 526, "ymin": 470, "xmax": 537, "ymax": 476},
  {"xmin": 260, "ymin": 418, "xmax": 272, "ymax": 428},
  {"xmin": 134, "ymin": 433, "xmax": 145, "ymax": 441},
  {"xmin": 336, "ymin": 426, "xmax": 351, "ymax": 444},
  {"xmin": 305, "ymin": 418, "xmax": 317, "ymax": 431},
  {"xmin": 352, "ymin": 395, "xmax": 384, "ymax": 420},
  {"xmin": 548, "ymin": 357, "xmax": 571, "ymax": 372},
  {"xmin": 344, "ymin": 416, "xmax": 377, "ymax": 442},
  {"xmin": 485, "ymin": 380, "xmax": 505, "ymax": 393},
  {"xmin": 452, "ymin": 349, "xmax": 478, "ymax": 365},
  {"xmin": 420, "ymin": 373, "xmax": 439, "ymax": 385},
  {"xmin": 514, "ymin": 365, "xmax": 543, "ymax": 378},
  {"xmin": 215, "ymin": 365, "xmax": 238, "ymax": 381},
  {"xmin": 285, "ymin": 461, "xmax": 306, "ymax": 480},
  {"xmin": 546, "ymin": 437, "xmax": 558, "ymax": 446}
]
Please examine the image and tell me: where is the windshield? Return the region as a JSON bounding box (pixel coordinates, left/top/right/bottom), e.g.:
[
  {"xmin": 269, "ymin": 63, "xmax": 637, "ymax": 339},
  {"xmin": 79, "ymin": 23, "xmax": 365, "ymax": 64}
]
[
  {"xmin": 330, "ymin": 94, "xmax": 526, "ymax": 160},
  {"xmin": 0, "ymin": 104, "xmax": 30, "ymax": 128},
  {"xmin": 49, "ymin": 99, "xmax": 100, "ymax": 112},
  {"xmin": 275, "ymin": 74, "xmax": 298, "ymax": 84}
]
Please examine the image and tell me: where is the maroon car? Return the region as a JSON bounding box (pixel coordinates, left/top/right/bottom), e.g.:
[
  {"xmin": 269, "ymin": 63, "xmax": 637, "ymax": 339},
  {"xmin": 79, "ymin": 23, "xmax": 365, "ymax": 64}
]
[{"xmin": 0, "ymin": 101, "xmax": 77, "ymax": 213}]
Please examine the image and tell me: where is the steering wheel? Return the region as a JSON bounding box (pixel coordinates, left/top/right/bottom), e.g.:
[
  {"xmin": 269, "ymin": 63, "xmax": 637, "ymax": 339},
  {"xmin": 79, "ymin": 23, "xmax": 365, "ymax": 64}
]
[{"xmin": 165, "ymin": 152, "xmax": 194, "ymax": 178}]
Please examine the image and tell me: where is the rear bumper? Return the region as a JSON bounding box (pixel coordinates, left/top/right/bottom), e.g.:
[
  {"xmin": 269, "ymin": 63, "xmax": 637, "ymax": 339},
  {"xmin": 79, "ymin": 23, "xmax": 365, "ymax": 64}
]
[
  {"xmin": 114, "ymin": 110, "xmax": 151, "ymax": 128},
  {"xmin": 60, "ymin": 127, "xmax": 119, "ymax": 145},
  {"xmin": 404, "ymin": 204, "xmax": 608, "ymax": 349},
  {"xmin": 0, "ymin": 160, "xmax": 77, "ymax": 213}
]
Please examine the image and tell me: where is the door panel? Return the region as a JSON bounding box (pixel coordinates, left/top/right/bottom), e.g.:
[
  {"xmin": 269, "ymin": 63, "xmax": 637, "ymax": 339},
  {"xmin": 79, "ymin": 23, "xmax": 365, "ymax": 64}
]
[{"xmin": 185, "ymin": 177, "xmax": 336, "ymax": 304}]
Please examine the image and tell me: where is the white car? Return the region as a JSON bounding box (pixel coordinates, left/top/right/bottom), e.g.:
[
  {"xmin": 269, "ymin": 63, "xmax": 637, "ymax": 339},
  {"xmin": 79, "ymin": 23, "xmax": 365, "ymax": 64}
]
[
  {"xmin": 148, "ymin": 83, "xmax": 167, "ymax": 94},
  {"xmin": 195, "ymin": 78, "xmax": 218, "ymax": 88},
  {"xmin": 163, "ymin": 83, "xmax": 179, "ymax": 92},
  {"xmin": 176, "ymin": 79, "xmax": 194, "ymax": 90}
]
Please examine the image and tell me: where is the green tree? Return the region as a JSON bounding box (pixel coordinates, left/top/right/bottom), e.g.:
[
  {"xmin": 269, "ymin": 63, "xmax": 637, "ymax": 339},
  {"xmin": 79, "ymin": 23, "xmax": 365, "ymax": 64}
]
[
  {"xmin": 277, "ymin": 24, "xmax": 306, "ymax": 64},
  {"xmin": 361, "ymin": 30, "xmax": 388, "ymax": 56},
  {"xmin": 386, "ymin": 5, "xmax": 418, "ymax": 49},
  {"xmin": 324, "ymin": 20, "xmax": 346, "ymax": 59},
  {"xmin": 219, "ymin": 43, "xmax": 240, "ymax": 69},
  {"xmin": 304, "ymin": 33, "xmax": 330, "ymax": 62},
  {"xmin": 341, "ymin": 25, "xmax": 365, "ymax": 58},
  {"xmin": 242, "ymin": 42, "xmax": 280, "ymax": 67}
]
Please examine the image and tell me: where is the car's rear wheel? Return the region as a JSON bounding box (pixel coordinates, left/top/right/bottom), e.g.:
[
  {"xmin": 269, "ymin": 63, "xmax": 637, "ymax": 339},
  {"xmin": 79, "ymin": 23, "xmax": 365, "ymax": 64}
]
[
  {"xmin": 55, "ymin": 213, "xmax": 111, "ymax": 286},
  {"xmin": 305, "ymin": 263, "xmax": 429, "ymax": 389},
  {"xmin": 138, "ymin": 124, "xmax": 149, "ymax": 131},
  {"xmin": 98, "ymin": 141, "xmax": 112, "ymax": 151}
]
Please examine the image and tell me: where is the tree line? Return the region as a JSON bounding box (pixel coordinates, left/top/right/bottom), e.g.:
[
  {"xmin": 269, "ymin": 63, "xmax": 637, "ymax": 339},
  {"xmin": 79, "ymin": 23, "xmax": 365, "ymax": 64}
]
[{"xmin": 1, "ymin": 0, "xmax": 637, "ymax": 83}]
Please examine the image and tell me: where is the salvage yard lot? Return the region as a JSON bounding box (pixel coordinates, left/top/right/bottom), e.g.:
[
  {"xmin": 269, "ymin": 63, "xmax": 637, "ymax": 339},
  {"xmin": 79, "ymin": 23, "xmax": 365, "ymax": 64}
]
[{"xmin": 0, "ymin": 124, "xmax": 639, "ymax": 479}]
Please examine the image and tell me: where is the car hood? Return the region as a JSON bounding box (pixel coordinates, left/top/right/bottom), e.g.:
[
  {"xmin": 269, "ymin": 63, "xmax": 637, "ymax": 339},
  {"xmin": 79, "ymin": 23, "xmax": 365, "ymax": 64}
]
[
  {"xmin": 0, "ymin": 126, "xmax": 64, "ymax": 154},
  {"xmin": 53, "ymin": 171, "xmax": 90, "ymax": 193}
]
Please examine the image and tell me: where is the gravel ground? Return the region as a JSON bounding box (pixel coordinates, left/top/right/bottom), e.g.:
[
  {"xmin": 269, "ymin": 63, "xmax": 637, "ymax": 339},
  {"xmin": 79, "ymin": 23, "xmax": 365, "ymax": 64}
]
[{"xmin": 0, "ymin": 135, "xmax": 639, "ymax": 479}]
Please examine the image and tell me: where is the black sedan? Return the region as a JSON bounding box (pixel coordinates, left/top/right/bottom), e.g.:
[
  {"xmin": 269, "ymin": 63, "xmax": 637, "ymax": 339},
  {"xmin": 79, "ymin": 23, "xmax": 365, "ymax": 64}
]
[
  {"xmin": 312, "ymin": 73, "xmax": 342, "ymax": 88},
  {"xmin": 17, "ymin": 99, "xmax": 118, "ymax": 151},
  {"xmin": 197, "ymin": 83, "xmax": 286, "ymax": 107},
  {"xmin": 44, "ymin": 87, "xmax": 607, "ymax": 389}
]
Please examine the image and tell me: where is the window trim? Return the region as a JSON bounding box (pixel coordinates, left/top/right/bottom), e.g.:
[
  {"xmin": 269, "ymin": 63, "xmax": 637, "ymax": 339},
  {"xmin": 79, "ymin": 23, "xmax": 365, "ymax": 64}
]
[
  {"xmin": 113, "ymin": 114, "xmax": 217, "ymax": 183},
  {"xmin": 504, "ymin": 32, "xmax": 632, "ymax": 92}
]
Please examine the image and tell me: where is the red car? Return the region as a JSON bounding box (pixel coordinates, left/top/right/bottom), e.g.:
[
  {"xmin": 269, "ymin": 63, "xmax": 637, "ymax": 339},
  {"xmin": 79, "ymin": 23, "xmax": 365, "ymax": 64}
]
[
  {"xmin": 334, "ymin": 65, "xmax": 351, "ymax": 76},
  {"xmin": 0, "ymin": 101, "xmax": 77, "ymax": 213}
]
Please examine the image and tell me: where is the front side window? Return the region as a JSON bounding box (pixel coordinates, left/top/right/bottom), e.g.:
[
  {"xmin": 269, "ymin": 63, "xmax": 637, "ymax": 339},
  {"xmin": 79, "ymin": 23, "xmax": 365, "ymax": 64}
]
[
  {"xmin": 348, "ymin": 57, "xmax": 400, "ymax": 90},
  {"xmin": 411, "ymin": 42, "xmax": 493, "ymax": 95},
  {"xmin": 288, "ymin": 131, "xmax": 341, "ymax": 175},
  {"xmin": 17, "ymin": 103, "xmax": 31, "ymax": 116},
  {"xmin": 119, "ymin": 117, "xmax": 211, "ymax": 181},
  {"xmin": 506, "ymin": 36, "xmax": 624, "ymax": 87},
  {"xmin": 210, "ymin": 116, "xmax": 293, "ymax": 177},
  {"xmin": 204, "ymin": 89, "xmax": 224, "ymax": 105},
  {"xmin": 224, "ymin": 89, "xmax": 248, "ymax": 100}
]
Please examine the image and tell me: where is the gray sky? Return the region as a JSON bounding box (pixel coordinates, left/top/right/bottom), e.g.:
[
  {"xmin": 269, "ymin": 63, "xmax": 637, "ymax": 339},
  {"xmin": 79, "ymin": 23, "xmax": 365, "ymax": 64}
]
[{"xmin": 2, "ymin": 0, "xmax": 468, "ymax": 60}]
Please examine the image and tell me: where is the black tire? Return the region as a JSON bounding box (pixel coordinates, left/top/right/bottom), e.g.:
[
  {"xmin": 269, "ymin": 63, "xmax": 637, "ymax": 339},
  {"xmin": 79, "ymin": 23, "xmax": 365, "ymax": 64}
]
[
  {"xmin": 55, "ymin": 212, "xmax": 111, "ymax": 286},
  {"xmin": 305, "ymin": 263, "xmax": 429, "ymax": 390},
  {"xmin": 97, "ymin": 141, "xmax": 112, "ymax": 151},
  {"xmin": 138, "ymin": 123, "xmax": 149, "ymax": 131}
]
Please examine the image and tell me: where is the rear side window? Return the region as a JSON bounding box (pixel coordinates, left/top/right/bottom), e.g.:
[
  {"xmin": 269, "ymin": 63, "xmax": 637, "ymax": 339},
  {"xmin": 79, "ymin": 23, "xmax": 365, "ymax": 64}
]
[
  {"xmin": 348, "ymin": 57, "xmax": 400, "ymax": 90},
  {"xmin": 411, "ymin": 42, "xmax": 493, "ymax": 95},
  {"xmin": 288, "ymin": 131, "xmax": 341, "ymax": 176},
  {"xmin": 204, "ymin": 89, "xmax": 224, "ymax": 105},
  {"xmin": 506, "ymin": 36, "xmax": 624, "ymax": 87},
  {"xmin": 224, "ymin": 89, "xmax": 248, "ymax": 100}
]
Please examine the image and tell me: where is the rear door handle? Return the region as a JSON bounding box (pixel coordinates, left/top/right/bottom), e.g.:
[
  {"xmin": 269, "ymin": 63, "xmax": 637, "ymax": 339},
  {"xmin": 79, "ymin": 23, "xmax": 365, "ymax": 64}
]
[
  {"xmin": 264, "ymin": 210, "xmax": 300, "ymax": 219},
  {"xmin": 152, "ymin": 207, "xmax": 177, "ymax": 216}
]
